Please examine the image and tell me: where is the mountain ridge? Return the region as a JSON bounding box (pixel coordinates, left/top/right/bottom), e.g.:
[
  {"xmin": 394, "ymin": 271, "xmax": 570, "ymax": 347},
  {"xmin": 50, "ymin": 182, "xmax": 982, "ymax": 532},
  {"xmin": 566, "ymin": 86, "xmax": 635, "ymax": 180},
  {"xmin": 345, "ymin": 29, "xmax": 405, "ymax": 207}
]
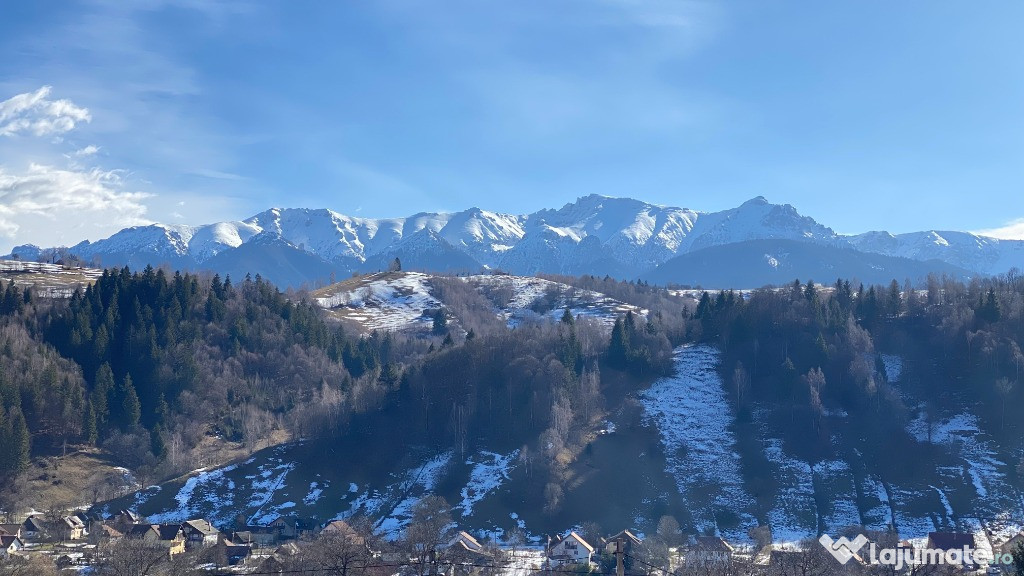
[{"xmin": 8, "ymin": 195, "xmax": 1021, "ymax": 287}]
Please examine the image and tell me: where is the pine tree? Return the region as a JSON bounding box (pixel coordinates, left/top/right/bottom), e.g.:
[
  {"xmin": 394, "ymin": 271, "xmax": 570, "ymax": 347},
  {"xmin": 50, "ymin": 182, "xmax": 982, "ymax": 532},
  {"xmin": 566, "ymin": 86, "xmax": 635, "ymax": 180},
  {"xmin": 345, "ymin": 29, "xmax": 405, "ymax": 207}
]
[
  {"xmin": 608, "ymin": 317, "xmax": 630, "ymax": 369},
  {"xmin": 560, "ymin": 307, "xmax": 574, "ymax": 326},
  {"xmin": 119, "ymin": 374, "xmax": 142, "ymax": 430},
  {"xmin": 432, "ymin": 310, "xmax": 448, "ymax": 335},
  {"xmin": 10, "ymin": 410, "xmax": 30, "ymax": 472},
  {"xmin": 83, "ymin": 402, "xmax": 98, "ymax": 445},
  {"xmin": 150, "ymin": 424, "xmax": 166, "ymax": 458},
  {"xmin": 93, "ymin": 363, "xmax": 114, "ymax": 426}
]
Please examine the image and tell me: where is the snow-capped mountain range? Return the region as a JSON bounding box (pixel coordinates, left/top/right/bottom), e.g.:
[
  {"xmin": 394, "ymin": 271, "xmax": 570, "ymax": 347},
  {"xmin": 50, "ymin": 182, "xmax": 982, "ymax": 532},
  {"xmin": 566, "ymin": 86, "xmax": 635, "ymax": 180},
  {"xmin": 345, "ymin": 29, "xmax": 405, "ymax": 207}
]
[{"xmin": 8, "ymin": 195, "xmax": 1022, "ymax": 287}]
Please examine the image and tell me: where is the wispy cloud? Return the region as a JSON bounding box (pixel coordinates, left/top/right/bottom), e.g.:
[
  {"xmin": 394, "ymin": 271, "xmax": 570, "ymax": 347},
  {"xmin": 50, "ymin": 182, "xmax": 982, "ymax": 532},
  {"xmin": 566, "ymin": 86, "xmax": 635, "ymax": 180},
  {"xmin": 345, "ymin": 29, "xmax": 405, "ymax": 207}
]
[
  {"xmin": 0, "ymin": 163, "xmax": 151, "ymax": 239},
  {"xmin": 72, "ymin": 144, "xmax": 100, "ymax": 157},
  {"xmin": 974, "ymin": 218, "xmax": 1024, "ymax": 240},
  {"xmin": 0, "ymin": 86, "xmax": 92, "ymax": 137}
]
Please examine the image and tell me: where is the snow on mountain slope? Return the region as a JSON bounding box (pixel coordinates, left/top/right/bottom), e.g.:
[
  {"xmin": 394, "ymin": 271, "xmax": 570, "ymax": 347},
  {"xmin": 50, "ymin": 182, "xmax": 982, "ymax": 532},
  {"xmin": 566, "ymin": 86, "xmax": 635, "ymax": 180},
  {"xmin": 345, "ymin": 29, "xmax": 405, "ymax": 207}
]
[
  {"xmin": 314, "ymin": 272, "xmax": 443, "ymax": 332},
  {"xmin": 187, "ymin": 220, "xmax": 262, "ymax": 261},
  {"xmin": 71, "ymin": 223, "xmax": 196, "ymax": 261},
  {"xmin": 32, "ymin": 195, "xmax": 1019, "ymax": 287},
  {"xmin": 681, "ymin": 196, "xmax": 843, "ymax": 253},
  {"xmin": 849, "ymin": 230, "xmax": 1024, "ymax": 276},
  {"xmin": 515, "ymin": 194, "xmax": 700, "ymax": 272}
]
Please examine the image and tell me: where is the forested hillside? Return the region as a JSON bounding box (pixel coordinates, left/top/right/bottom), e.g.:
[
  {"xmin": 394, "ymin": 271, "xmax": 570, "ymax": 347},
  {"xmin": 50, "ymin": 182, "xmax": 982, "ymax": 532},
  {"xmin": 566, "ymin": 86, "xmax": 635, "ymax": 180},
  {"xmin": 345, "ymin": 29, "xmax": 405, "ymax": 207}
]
[
  {"xmin": 3, "ymin": 262, "xmax": 1024, "ymax": 540},
  {"xmin": 0, "ymin": 266, "xmax": 680, "ymax": 515}
]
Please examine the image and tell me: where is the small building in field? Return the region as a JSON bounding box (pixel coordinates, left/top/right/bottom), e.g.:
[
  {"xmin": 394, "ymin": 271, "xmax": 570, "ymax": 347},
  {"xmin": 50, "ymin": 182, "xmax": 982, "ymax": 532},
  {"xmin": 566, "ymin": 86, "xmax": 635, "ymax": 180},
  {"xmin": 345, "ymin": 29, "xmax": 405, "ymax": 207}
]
[{"xmin": 548, "ymin": 532, "xmax": 594, "ymax": 566}]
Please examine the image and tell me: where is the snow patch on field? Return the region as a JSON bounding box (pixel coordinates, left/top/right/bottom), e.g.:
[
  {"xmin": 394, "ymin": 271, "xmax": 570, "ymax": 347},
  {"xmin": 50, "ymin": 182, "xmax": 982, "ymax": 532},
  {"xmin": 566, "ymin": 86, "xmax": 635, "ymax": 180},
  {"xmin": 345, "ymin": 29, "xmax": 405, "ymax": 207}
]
[
  {"xmin": 304, "ymin": 480, "xmax": 328, "ymax": 505},
  {"xmin": 148, "ymin": 464, "xmax": 239, "ymax": 525},
  {"xmin": 460, "ymin": 450, "xmax": 519, "ymax": 517},
  {"xmin": 762, "ymin": 439, "xmax": 817, "ymax": 541},
  {"xmin": 812, "ymin": 459, "xmax": 861, "ymax": 531},
  {"xmin": 859, "ymin": 474, "xmax": 894, "ymax": 530},
  {"xmin": 640, "ymin": 344, "xmax": 756, "ymax": 541},
  {"xmin": 374, "ymin": 452, "xmax": 453, "ymax": 539},
  {"xmin": 247, "ymin": 457, "xmax": 297, "ymax": 525}
]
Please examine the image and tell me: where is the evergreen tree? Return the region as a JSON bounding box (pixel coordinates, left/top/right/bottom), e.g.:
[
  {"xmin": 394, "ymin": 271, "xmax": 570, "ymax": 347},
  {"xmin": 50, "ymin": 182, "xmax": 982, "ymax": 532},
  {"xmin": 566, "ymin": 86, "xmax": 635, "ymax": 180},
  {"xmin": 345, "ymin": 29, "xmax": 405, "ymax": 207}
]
[
  {"xmin": 560, "ymin": 307, "xmax": 574, "ymax": 326},
  {"xmin": 118, "ymin": 374, "xmax": 142, "ymax": 430},
  {"xmin": 9, "ymin": 410, "xmax": 30, "ymax": 472},
  {"xmin": 608, "ymin": 317, "xmax": 630, "ymax": 369},
  {"xmin": 150, "ymin": 424, "xmax": 166, "ymax": 459},
  {"xmin": 93, "ymin": 363, "xmax": 114, "ymax": 426},
  {"xmin": 83, "ymin": 402, "xmax": 98, "ymax": 445},
  {"xmin": 432, "ymin": 309, "xmax": 448, "ymax": 335}
]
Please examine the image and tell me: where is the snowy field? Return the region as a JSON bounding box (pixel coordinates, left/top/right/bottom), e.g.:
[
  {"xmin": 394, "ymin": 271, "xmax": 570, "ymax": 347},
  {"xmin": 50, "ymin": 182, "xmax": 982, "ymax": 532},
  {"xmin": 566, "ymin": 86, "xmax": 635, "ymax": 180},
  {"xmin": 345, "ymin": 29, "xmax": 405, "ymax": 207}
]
[
  {"xmin": 316, "ymin": 272, "xmax": 442, "ymax": 331},
  {"xmin": 0, "ymin": 259, "xmax": 103, "ymax": 298},
  {"xmin": 640, "ymin": 344, "xmax": 758, "ymax": 540},
  {"xmin": 459, "ymin": 450, "xmax": 519, "ymax": 517},
  {"xmin": 465, "ymin": 275, "xmax": 644, "ymax": 329}
]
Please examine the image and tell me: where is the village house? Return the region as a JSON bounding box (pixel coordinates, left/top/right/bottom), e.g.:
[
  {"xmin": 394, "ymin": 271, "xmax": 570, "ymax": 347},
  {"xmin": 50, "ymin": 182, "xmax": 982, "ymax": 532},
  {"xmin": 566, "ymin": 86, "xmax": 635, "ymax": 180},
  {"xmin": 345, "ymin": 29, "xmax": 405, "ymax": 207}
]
[
  {"xmin": 548, "ymin": 532, "xmax": 594, "ymax": 566},
  {"xmin": 602, "ymin": 530, "xmax": 643, "ymax": 556},
  {"xmin": 108, "ymin": 509, "xmax": 143, "ymax": 530},
  {"xmin": 21, "ymin": 516, "xmax": 47, "ymax": 541},
  {"xmin": 58, "ymin": 515, "xmax": 87, "ymax": 541},
  {"xmin": 0, "ymin": 525, "xmax": 21, "ymax": 538},
  {"xmin": 218, "ymin": 541, "xmax": 254, "ymax": 566},
  {"xmin": 231, "ymin": 527, "xmax": 278, "ymax": 548},
  {"xmin": 126, "ymin": 524, "xmax": 186, "ymax": 556},
  {"xmin": 269, "ymin": 516, "xmax": 317, "ymax": 540},
  {"xmin": 1, "ymin": 534, "xmax": 25, "ymax": 559},
  {"xmin": 1000, "ymin": 531, "xmax": 1024, "ymax": 557},
  {"xmin": 182, "ymin": 519, "xmax": 220, "ymax": 548},
  {"xmin": 444, "ymin": 530, "xmax": 490, "ymax": 564},
  {"xmin": 685, "ymin": 536, "xmax": 734, "ymax": 566},
  {"xmin": 91, "ymin": 523, "xmax": 125, "ymax": 544},
  {"xmin": 321, "ymin": 520, "xmax": 367, "ymax": 547},
  {"xmin": 157, "ymin": 525, "xmax": 187, "ymax": 556}
]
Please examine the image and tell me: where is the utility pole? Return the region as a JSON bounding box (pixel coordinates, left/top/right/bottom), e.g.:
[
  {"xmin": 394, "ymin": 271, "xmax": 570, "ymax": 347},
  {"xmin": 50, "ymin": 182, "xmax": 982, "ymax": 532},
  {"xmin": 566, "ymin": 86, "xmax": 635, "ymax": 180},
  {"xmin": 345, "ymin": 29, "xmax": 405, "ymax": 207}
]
[{"xmin": 616, "ymin": 537, "xmax": 625, "ymax": 576}]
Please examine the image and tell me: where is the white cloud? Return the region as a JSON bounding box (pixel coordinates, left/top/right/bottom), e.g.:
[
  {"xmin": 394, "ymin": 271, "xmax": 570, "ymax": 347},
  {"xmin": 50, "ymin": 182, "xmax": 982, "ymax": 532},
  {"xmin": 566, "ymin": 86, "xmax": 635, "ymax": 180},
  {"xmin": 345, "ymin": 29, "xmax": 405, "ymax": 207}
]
[
  {"xmin": 974, "ymin": 219, "xmax": 1024, "ymax": 241},
  {"xmin": 72, "ymin": 144, "xmax": 100, "ymax": 157},
  {"xmin": 0, "ymin": 163, "xmax": 151, "ymax": 239},
  {"xmin": 0, "ymin": 86, "xmax": 92, "ymax": 137}
]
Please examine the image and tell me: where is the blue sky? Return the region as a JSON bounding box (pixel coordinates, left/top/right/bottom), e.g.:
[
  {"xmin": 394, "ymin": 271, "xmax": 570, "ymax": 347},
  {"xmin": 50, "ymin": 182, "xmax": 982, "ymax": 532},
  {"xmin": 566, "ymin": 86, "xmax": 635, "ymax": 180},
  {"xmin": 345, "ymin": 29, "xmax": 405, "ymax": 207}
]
[{"xmin": 1, "ymin": 0, "xmax": 1022, "ymax": 252}]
